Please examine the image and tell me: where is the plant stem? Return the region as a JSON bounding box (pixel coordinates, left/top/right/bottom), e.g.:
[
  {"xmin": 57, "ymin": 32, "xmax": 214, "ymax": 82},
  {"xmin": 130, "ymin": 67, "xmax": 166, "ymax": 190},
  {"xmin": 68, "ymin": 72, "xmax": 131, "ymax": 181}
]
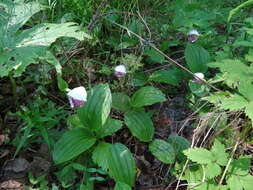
[
  {"xmin": 216, "ymin": 139, "xmax": 240, "ymax": 190},
  {"xmin": 9, "ymin": 74, "xmax": 18, "ymax": 104}
]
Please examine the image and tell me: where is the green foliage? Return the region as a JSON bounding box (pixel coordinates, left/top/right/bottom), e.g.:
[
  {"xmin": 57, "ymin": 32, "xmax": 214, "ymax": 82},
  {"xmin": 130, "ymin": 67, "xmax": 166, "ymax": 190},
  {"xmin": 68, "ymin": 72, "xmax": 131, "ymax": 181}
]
[
  {"xmin": 108, "ymin": 143, "xmax": 136, "ymax": 187},
  {"xmin": 149, "ymin": 69, "xmax": 182, "ymax": 86},
  {"xmin": 112, "ymin": 93, "xmax": 131, "ymax": 112},
  {"xmin": 205, "ymin": 56, "xmax": 253, "ymax": 124},
  {"xmin": 53, "ymin": 128, "xmax": 96, "ymax": 164},
  {"xmin": 14, "ymin": 97, "xmax": 66, "ymax": 156},
  {"xmin": 0, "ymin": 0, "xmax": 91, "ymax": 90},
  {"xmin": 177, "ymin": 140, "xmax": 253, "ymax": 190},
  {"xmin": 185, "ymin": 43, "xmax": 210, "ymax": 73},
  {"xmin": 149, "ymin": 139, "xmax": 175, "ymax": 164},
  {"xmin": 167, "ymin": 134, "xmax": 190, "ymax": 161},
  {"xmin": 124, "ymin": 109, "xmax": 154, "ymax": 142},
  {"xmin": 77, "ymin": 84, "xmax": 112, "ymax": 131},
  {"xmin": 130, "ymin": 86, "xmax": 166, "ymax": 107},
  {"xmin": 228, "ymin": 0, "xmax": 253, "ymax": 22},
  {"xmin": 114, "ymin": 182, "xmax": 132, "ymax": 190}
]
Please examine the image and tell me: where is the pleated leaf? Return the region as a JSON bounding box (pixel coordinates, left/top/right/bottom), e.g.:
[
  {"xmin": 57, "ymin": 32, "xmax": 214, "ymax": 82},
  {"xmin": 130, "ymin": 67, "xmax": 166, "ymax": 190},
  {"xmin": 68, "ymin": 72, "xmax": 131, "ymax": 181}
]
[
  {"xmin": 130, "ymin": 86, "xmax": 166, "ymax": 107},
  {"xmin": 149, "ymin": 139, "xmax": 175, "ymax": 164},
  {"xmin": 185, "ymin": 43, "xmax": 210, "ymax": 73},
  {"xmin": 92, "ymin": 142, "xmax": 111, "ymax": 171},
  {"xmin": 95, "ymin": 118, "xmax": 122, "ymax": 139},
  {"xmin": 78, "ymin": 84, "xmax": 112, "ymax": 131},
  {"xmin": 112, "ymin": 93, "xmax": 131, "ymax": 112},
  {"xmin": 124, "ymin": 110, "xmax": 154, "ymax": 142},
  {"xmin": 108, "ymin": 143, "xmax": 136, "ymax": 187},
  {"xmin": 114, "ymin": 182, "xmax": 132, "ymax": 190},
  {"xmin": 53, "ymin": 128, "xmax": 96, "ymax": 164}
]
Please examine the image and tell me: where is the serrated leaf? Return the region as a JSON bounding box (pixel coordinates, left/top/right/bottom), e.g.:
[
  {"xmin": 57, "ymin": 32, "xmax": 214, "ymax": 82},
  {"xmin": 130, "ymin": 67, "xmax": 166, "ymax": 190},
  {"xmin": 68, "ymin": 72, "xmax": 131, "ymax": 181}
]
[
  {"xmin": 208, "ymin": 59, "xmax": 253, "ymax": 88},
  {"xmin": 241, "ymin": 174, "xmax": 253, "ymax": 190},
  {"xmin": 149, "ymin": 139, "xmax": 175, "ymax": 164},
  {"xmin": 114, "ymin": 182, "xmax": 132, "ymax": 190},
  {"xmin": 15, "ymin": 23, "xmax": 91, "ymax": 47},
  {"xmin": 149, "ymin": 69, "xmax": 182, "ymax": 86},
  {"xmin": 78, "ymin": 84, "xmax": 112, "ymax": 131},
  {"xmin": 238, "ymin": 82, "xmax": 253, "ymax": 101},
  {"xmin": 92, "ymin": 142, "xmax": 111, "ymax": 171},
  {"xmin": 2, "ymin": 1, "xmax": 45, "ymax": 34},
  {"xmin": 95, "ymin": 119, "xmax": 122, "ymax": 138},
  {"xmin": 219, "ymin": 94, "xmax": 248, "ymax": 111},
  {"xmin": 53, "ymin": 128, "xmax": 96, "ymax": 164},
  {"xmin": 0, "ymin": 1, "xmax": 91, "ymax": 78},
  {"xmin": 131, "ymin": 86, "xmax": 166, "ymax": 107},
  {"xmin": 228, "ymin": 156, "xmax": 251, "ymax": 176},
  {"xmin": 112, "ymin": 93, "xmax": 131, "ymax": 112},
  {"xmin": 183, "ymin": 148, "xmax": 214, "ymax": 164},
  {"xmin": 205, "ymin": 163, "xmax": 221, "ymax": 179},
  {"xmin": 185, "ymin": 43, "xmax": 210, "ymax": 73},
  {"xmin": 108, "ymin": 143, "xmax": 136, "ymax": 187},
  {"xmin": 227, "ymin": 175, "xmax": 243, "ymax": 190},
  {"xmin": 124, "ymin": 109, "xmax": 154, "ymax": 142},
  {"xmin": 211, "ymin": 139, "xmax": 228, "ymax": 166}
]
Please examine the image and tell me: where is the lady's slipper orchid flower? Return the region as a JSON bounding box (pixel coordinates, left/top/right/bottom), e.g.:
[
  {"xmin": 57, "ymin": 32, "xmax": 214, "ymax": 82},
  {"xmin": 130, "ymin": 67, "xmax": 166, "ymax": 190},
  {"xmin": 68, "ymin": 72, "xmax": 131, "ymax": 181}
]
[
  {"xmin": 67, "ymin": 86, "xmax": 87, "ymax": 108},
  {"xmin": 114, "ymin": 65, "xmax": 127, "ymax": 78},
  {"xmin": 188, "ymin": 29, "xmax": 200, "ymax": 43},
  {"xmin": 193, "ymin": 72, "xmax": 205, "ymax": 83}
]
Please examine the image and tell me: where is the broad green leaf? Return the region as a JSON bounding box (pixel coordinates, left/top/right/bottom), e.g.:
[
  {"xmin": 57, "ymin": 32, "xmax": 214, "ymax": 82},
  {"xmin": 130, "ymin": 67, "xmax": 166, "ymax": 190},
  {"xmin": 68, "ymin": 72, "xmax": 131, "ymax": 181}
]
[
  {"xmin": 15, "ymin": 23, "xmax": 90, "ymax": 47},
  {"xmin": 92, "ymin": 142, "xmax": 111, "ymax": 171},
  {"xmin": 241, "ymin": 174, "xmax": 253, "ymax": 190},
  {"xmin": 112, "ymin": 93, "xmax": 131, "ymax": 112},
  {"xmin": 149, "ymin": 69, "xmax": 182, "ymax": 86},
  {"xmin": 0, "ymin": 0, "xmax": 91, "ymax": 78},
  {"xmin": 183, "ymin": 148, "xmax": 214, "ymax": 164},
  {"xmin": 131, "ymin": 86, "xmax": 166, "ymax": 107},
  {"xmin": 1, "ymin": 1, "xmax": 45, "ymax": 34},
  {"xmin": 238, "ymin": 82, "xmax": 253, "ymax": 101},
  {"xmin": 149, "ymin": 139, "xmax": 175, "ymax": 164},
  {"xmin": 144, "ymin": 48, "xmax": 165, "ymax": 63},
  {"xmin": 208, "ymin": 59, "xmax": 253, "ymax": 88},
  {"xmin": 228, "ymin": 156, "xmax": 251, "ymax": 176},
  {"xmin": 124, "ymin": 110, "xmax": 154, "ymax": 142},
  {"xmin": 95, "ymin": 119, "xmax": 122, "ymax": 139},
  {"xmin": 53, "ymin": 128, "xmax": 96, "ymax": 164},
  {"xmin": 205, "ymin": 163, "xmax": 221, "ymax": 179},
  {"xmin": 78, "ymin": 84, "xmax": 112, "ymax": 131},
  {"xmin": 114, "ymin": 182, "xmax": 132, "ymax": 190},
  {"xmin": 219, "ymin": 94, "xmax": 248, "ymax": 111},
  {"xmin": 227, "ymin": 175, "xmax": 243, "ymax": 190},
  {"xmin": 204, "ymin": 92, "xmax": 248, "ymax": 111},
  {"xmin": 131, "ymin": 72, "xmax": 148, "ymax": 87},
  {"xmin": 185, "ymin": 43, "xmax": 210, "ymax": 73},
  {"xmin": 167, "ymin": 134, "xmax": 190, "ymax": 161},
  {"xmin": 211, "ymin": 139, "xmax": 228, "ymax": 166},
  {"xmin": 245, "ymin": 102, "xmax": 253, "ymax": 124},
  {"xmin": 108, "ymin": 143, "xmax": 136, "ymax": 187}
]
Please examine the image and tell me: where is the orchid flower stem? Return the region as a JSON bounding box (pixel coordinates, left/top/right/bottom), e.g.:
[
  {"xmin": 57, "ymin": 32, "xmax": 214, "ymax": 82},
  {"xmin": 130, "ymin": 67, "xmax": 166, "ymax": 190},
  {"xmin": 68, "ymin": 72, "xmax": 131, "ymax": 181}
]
[{"xmin": 9, "ymin": 74, "xmax": 17, "ymax": 105}]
